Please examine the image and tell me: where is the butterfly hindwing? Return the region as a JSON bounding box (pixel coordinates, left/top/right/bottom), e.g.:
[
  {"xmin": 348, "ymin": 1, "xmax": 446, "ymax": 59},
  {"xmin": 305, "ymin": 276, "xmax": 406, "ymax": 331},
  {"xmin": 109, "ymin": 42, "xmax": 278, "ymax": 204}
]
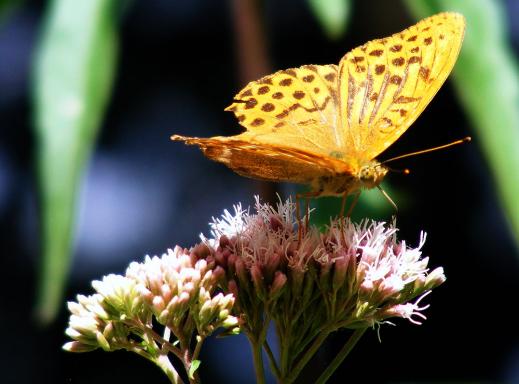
[{"xmin": 171, "ymin": 135, "xmax": 351, "ymax": 183}]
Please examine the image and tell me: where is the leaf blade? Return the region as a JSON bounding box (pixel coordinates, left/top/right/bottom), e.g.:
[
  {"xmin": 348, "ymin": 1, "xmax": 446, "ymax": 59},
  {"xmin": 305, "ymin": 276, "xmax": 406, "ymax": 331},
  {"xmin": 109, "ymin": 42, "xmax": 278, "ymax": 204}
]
[{"xmin": 33, "ymin": 0, "xmax": 118, "ymax": 323}]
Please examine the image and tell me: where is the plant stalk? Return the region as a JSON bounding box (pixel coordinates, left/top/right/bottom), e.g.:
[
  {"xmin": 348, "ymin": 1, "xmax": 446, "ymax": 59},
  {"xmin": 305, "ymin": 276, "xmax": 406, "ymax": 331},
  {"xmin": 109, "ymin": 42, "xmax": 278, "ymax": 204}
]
[{"xmin": 315, "ymin": 328, "xmax": 367, "ymax": 384}]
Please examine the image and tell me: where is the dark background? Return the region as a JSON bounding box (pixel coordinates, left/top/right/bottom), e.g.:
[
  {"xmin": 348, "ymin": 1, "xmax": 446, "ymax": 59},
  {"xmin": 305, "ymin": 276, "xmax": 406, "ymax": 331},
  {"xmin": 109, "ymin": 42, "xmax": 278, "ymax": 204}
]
[{"xmin": 1, "ymin": 0, "xmax": 519, "ymax": 383}]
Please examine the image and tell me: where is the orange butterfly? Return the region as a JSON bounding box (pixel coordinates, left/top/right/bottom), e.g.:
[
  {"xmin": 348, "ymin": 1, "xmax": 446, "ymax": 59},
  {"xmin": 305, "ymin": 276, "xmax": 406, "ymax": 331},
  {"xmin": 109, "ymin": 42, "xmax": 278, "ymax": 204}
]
[{"xmin": 172, "ymin": 12, "xmax": 465, "ymax": 205}]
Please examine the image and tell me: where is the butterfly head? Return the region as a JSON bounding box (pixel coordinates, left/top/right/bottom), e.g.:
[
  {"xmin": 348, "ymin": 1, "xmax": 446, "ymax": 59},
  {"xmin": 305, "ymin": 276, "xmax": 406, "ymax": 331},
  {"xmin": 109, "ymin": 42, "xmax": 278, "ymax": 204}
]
[{"xmin": 358, "ymin": 160, "xmax": 388, "ymax": 189}]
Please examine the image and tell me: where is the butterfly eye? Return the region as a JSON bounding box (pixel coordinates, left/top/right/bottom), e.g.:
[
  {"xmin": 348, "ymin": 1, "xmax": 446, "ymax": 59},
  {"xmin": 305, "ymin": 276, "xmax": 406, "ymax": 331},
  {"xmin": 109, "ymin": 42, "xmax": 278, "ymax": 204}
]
[{"xmin": 359, "ymin": 167, "xmax": 371, "ymax": 180}]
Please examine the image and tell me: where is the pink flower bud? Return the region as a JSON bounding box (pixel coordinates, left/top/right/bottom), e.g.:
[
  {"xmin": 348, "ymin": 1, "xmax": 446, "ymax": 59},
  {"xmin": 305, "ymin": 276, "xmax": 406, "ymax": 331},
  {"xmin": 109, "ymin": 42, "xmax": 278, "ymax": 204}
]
[
  {"xmin": 227, "ymin": 279, "xmax": 239, "ymax": 298},
  {"xmin": 265, "ymin": 251, "xmax": 282, "ymax": 278},
  {"xmin": 251, "ymin": 265, "xmax": 265, "ymax": 298},
  {"xmin": 152, "ymin": 296, "xmax": 165, "ymax": 313},
  {"xmin": 195, "ymin": 259, "xmax": 207, "ymax": 272},
  {"xmin": 425, "ymin": 267, "xmax": 446, "ymax": 289},
  {"xmin": 212, "ymin": 266, "xmax": 226, "ymax": 283},
  {"xmin": 96, "ymin": 332, "xmax": 111, "ymax": 351},
  {"xmin": 63, "ymin": 341, "xmax": 97, "ymax": 353},
  {"xmin": 270, "ymin": 271, "xmax": 287, "ymax": 297},
  {"xmin": 235, "ymin": 258, "xmax": 248, "ymax": 286},
  {"xmin": 332, "ymin": 254, "xmax": 350, "ymax": 291},
  {"xmin": 215, "ymin": 250, "xmax": 227, "ymax": 267},
  {"xmin": 219, "ymin": 235, "xmax": 230, "ymax": 248},
  {"xmin": 290, "ymin": 267, "xmax": 305, "ymax": 298},
  {"xmin": 269, "ymin": 215, "xmax": 284, "ymax": 232}
]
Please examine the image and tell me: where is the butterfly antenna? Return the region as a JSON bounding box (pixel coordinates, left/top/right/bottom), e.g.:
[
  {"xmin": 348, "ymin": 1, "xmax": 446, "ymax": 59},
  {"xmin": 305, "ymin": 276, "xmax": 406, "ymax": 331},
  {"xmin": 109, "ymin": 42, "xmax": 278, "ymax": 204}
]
[
  {"xmin": 377, "ymin": 185, "xmax": 398, "ymax": 212},
  {"xmin": 381, "ymin": 136, "xmax": 471, "ymax": 165},
  {"xmin": 386, "ymin": 166, "xmax": 411, "ymax": 175}
]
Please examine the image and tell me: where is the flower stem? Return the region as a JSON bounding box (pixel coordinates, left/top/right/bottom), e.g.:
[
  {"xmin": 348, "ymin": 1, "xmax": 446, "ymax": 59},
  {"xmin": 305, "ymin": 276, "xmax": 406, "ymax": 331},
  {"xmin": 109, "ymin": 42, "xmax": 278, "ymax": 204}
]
[
  {"xmin": 315, "ymin": 328, "xmax": 367, "ymax": 384},
  {"xmin": 128, "ymin": 318, "xmax": 184, "ymax": 360},
  {"xmin": 282, "ymin": 327, "xmax": 332, "ymax": 384},
  {"xmin": 155, "ymin": 353, "xmax": 183, "ymax": 384},
  {"xmin": 251, "ymin": 339, "xmax": 266, "ymax": 384},
  {"xmin": 263, "ymin": 340, "xmax": 281, "ymax": 379},
  {"xmin": 131, "ymin": 347, "xmax": 182, "ymax": 384},
  {"xmin": 192, "ymin": 336, "xmax": 205, "ymax": 362}
]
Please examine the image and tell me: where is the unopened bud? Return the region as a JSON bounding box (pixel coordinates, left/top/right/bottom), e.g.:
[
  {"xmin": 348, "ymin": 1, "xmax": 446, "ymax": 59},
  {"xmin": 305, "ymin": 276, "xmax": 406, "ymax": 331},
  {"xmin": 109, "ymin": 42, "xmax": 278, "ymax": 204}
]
[
  {"xmin": 425, "ymin": 267, "xmax": 446, "ymax": 289},
  {"xmin": 269, "ymin": 271, "xmax": 287, "ymax": 298}
]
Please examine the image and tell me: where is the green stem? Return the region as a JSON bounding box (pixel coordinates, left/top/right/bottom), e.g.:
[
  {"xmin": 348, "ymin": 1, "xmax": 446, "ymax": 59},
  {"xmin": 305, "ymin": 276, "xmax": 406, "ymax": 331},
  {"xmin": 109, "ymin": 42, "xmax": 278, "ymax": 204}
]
[
  {"xmin": 185, "ymin": 336, "xmax": 205, "ymax": 384},
  {"xmin": 155, "ymin": 353, "xmax": 183, "ymax": 384},
  {"xmin": 131, "ymin": 347, "xmax": 182, "ymax": 384},
  {"xmin": 315, "ymin": 328, "xmax": 367, "ymax": 384},
  {"xmin": 263, "ymin": 340, "xmax": 281, "ymax": 379},
  {"xmin": 279, "ymin": 325, "xmax": 291, "ymax": 376},
  {"xmin": 251, "ymin": 338, "xmax": 267, "ymax": 384},
  {"xmin": 282, "ymin": 327, "xmax": 333, "ymax": 384},
  {"xmin": 192, "ymin": 336, "xmax": 205, "ymax": 362},
  {"xmin": 129, "ymin": 319, "xmax": 184, "ymax": 361}
]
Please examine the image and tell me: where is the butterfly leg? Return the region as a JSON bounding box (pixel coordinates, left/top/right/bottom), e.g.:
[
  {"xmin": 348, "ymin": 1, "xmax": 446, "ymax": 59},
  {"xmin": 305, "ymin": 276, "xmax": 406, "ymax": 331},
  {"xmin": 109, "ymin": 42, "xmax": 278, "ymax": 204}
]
[
  {"xmin": 296, "ymin": 193, "xmax": 303, "ymax": 243},
  {"xmin": 345, "ymin": 191, "xmax": 361, "ymax": 218},
  {"xmin": 305, "ymin": 197, "xmax": 311, "ymax": 231},
  {"xmin": 339, "ymin": 191, "xmax": 360, "ymax": 246},
  {"xmin": 339, "ymin": 192, "xmax": 349, "ymax": 246},
  {"xmin": 296, "ymin": 191, "xmax": 320, "ymax": 243},
  {"xmin": 339, "ymin": 192, "xmax": 348, "ymax": 218}
]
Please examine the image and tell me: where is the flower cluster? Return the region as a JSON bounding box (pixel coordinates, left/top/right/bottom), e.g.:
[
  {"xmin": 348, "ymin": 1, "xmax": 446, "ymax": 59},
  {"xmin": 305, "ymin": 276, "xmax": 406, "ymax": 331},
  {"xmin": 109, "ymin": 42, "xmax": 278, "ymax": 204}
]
[
  {"xmin": 64, "ymin": 246, "xmax": 238, "ymax": 382},
  {"xmin": 64, "ymin": 275, "xmax": 143, "ymax": 353},
  {"xmin": 192, "ymin": 197, "xmax": 446, "ymax": 382},
  {"xmin": 64, "ymin": 196, "xmax": 446, "ymax": 384},
  {"xmin": 203, "ymin": 197, "xmax": 444, "ymax": 328},
  {"xmin": 125, "ymin": 246, "xmax": 237, "ymax": 335}
]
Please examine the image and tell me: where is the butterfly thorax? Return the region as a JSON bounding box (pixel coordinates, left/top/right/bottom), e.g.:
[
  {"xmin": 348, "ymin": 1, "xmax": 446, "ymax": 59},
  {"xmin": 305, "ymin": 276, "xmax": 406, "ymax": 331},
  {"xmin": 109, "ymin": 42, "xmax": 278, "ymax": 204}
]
[{"xmin": 311, "ymin": 160, "xmax": 388, "ymax": 197}]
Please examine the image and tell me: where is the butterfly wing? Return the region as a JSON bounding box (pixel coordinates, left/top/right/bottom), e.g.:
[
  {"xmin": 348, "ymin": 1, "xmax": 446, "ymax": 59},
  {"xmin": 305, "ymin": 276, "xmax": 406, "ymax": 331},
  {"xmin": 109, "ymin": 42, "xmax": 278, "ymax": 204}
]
[
  {"xmin": 223, "ymin": 64, "xmax": 347, "ymax": 159},
  {"xmin": 337, "ymin": 12, "xmax": 466, "ymax": 162},
  {"xmin": 171, "ymin": 135, "xmax": 352, "ymax": 183}
]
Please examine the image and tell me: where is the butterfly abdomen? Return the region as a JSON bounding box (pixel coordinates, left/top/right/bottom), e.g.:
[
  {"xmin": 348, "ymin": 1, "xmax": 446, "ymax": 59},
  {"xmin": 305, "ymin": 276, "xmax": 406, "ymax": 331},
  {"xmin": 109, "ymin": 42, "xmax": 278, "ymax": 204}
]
[{"xmin": 311, "ymin": 173, "xmax": 357, "ymax": 197}]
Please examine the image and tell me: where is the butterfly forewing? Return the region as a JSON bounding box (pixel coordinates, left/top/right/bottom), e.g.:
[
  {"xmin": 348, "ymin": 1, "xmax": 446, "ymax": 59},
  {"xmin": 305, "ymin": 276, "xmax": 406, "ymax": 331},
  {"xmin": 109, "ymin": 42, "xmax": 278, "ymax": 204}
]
[
  {"xmin": 338, "ymin": 12, "xmax": 465, "ymax": 162},
  {"xmin": 224, "ymin": 64, "xmax": 344, "ymax": 157}
]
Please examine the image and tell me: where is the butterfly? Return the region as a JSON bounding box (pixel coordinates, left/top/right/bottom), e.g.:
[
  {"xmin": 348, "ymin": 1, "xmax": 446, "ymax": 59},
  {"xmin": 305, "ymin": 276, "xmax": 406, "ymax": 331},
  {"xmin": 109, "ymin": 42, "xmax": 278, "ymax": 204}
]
[{"xmin": 172, "ymin": 12, "xmax": 465, "ymax": 205}]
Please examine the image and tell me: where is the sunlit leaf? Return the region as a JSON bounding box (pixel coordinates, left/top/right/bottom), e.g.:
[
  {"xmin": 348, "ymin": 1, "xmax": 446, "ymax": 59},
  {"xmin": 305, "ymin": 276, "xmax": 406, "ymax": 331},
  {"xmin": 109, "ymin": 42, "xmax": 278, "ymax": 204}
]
[
  {"xmin": 188, "ymin": 360, "xmax": 201, "ymax": 380},
  {"xmin": 33, "ymin": 0, "xmax": 118, "ymax": 324},
  {"xmin": 405, "ymin": 0, "xmax": 519, "ymax": 251},
  {"xmin": 307, "ymin": 0, "xmax": 351, "ymax": 40}
]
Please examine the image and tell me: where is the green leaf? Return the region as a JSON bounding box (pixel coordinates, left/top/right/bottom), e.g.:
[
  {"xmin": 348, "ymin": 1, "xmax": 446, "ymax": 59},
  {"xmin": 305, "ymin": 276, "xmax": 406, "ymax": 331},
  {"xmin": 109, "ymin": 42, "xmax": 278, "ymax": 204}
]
[
  {"xmin": 404, "ymin": 0, "xmax": 519, "ymax": 250},
  {"xmin": 188, "ymin": 360, "xmax": 201, "ymax": 380},
  {"xmin": 33, "ymin": 0, "xmax": 118, "ymax": 324},
  {"xmin": 307, "ymin": 0, "xmax": 351, "ymax": 40}
]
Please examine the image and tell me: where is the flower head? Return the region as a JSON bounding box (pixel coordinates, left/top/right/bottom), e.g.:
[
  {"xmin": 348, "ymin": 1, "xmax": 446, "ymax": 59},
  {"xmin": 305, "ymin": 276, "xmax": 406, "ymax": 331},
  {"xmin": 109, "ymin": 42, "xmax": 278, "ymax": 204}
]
[
  {"xmin": 64, "ymin": 246, "xmax": 238, "ymax": 355},
  {"xmin": 63, "ymin": 293, "xmax": 132, "ymax": 353},
  {"xmin": 199, "ymin": 196, "xmax": 445, "ymax": 329}
]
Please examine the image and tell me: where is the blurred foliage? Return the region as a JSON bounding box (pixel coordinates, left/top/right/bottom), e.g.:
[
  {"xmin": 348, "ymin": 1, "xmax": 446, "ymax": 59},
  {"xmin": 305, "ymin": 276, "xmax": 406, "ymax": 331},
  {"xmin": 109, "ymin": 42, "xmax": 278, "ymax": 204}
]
[
  {"xmin": 0, "ymin": 0, "xmax": 22, "ymax": 26},
  {"xmin": 33, "ymin": 0, "xmax": 118, "ymax": 324},
  {"xmin": 310, "ymin": 182, "xmax": 406, "ymax": 229},
  {"xmin": 307, "ymin": 0, "xmax": 351, "ymax": 40},
  {"xmin": 405, "ymin": 0, "xmax": 519, "ymax": 252}
]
